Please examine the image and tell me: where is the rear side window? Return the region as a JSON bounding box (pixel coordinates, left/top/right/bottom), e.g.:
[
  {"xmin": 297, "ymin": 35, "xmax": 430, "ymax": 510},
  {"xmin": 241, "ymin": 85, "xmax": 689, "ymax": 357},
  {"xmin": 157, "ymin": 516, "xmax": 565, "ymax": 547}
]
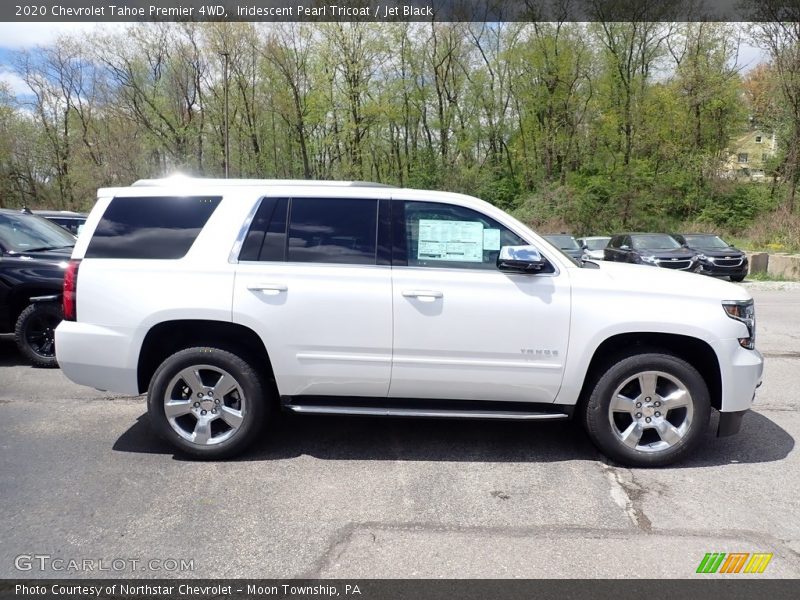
[
  {"xmin": 238, "ymin": 197, "xmax": 288, "ymax": 262},
  {"xmin": 85, "ymin": 196, "xmax": 221, "ymax": 259},
  {"xmin": 287, "ymin": 198, "xmax": 377, "ymax": 265}
]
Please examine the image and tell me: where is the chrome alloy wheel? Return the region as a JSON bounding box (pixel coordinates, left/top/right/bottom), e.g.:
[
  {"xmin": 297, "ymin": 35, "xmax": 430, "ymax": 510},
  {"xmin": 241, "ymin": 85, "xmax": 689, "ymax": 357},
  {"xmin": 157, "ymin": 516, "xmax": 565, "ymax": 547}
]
[
  {"xmin": 607, "ymin": 370, "xmax": 693, "ymax": 453},
  {"xmin": 163, "ymin": 365, "xmax": 246, "ymax": 446}
]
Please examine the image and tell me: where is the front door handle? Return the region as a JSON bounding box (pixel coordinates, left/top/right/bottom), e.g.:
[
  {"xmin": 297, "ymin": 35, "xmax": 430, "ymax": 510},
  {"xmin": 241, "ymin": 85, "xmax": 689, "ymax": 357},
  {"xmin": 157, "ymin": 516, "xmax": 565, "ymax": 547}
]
[
  {"xmin": 402, "ymin": 289, "xmax": 443, "ymax": 302},
  {"xmin": 247, "ymin": 283, "xmax": 287, "ymax": 295}
]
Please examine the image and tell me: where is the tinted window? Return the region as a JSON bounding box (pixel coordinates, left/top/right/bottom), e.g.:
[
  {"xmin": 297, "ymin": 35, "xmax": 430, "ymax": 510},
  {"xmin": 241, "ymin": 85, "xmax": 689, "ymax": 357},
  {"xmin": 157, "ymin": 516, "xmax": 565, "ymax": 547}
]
[
  {"xmin": 238, "ymin": 198, "xmax": 289, "ymax": 262},
  {"xmin": 399, "ymin": 201, "xmax": 526, "ymax": 270},
  {"xmin": 85, "ymin": 196, "xmax": 221, "ymax": 259},
  {"xmin": 631, "ymin": 235, "xmax": 681, "ymax": 250},
  {"xmin": 287, "ymin": 198, "xmax": 377, "ymax": 265}
]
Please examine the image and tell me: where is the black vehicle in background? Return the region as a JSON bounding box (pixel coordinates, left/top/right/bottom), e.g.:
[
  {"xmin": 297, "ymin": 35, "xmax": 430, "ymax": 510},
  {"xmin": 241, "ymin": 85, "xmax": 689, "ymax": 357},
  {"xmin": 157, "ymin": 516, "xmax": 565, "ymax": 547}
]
[
  {"xmin": 673, "ymin": 233, "xmax": 748, "ymax": 282},
  {"xmin": 33, "ymin": 210, "xmax": 88, "ymax": 235},
  {"xmin": 604, "ymin": 233, "xmax": 698, "ymax": 272},
  {"xmin": 543, "ymin": 234, "xmax": 583, "ymax": 263},
  {"xmin": 0, "ymin": 209, "xmax": 75, "ymax": 366}
]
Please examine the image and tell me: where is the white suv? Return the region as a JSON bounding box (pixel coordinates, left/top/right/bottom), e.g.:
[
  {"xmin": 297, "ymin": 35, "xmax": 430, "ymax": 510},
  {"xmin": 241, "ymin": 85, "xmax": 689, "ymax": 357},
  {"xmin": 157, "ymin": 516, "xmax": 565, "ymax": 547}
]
[{"xmin": 55, "ymin": 178, "xmax": 763, "ymax": 466}]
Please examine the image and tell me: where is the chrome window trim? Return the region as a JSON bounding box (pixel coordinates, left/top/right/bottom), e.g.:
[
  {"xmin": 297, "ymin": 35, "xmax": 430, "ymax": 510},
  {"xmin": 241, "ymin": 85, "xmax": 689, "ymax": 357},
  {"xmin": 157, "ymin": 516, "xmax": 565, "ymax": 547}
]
[{"xmin": 228, "ymin": 198, "xmax": 263, "ymax": 264}]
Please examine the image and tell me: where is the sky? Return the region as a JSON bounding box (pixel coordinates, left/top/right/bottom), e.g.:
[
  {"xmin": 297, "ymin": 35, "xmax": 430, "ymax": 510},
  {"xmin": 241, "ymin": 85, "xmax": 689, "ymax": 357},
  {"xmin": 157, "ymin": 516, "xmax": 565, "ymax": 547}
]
[{"xmin": 0, "ymin": 22, "xmax": 769, "ymax": 98}]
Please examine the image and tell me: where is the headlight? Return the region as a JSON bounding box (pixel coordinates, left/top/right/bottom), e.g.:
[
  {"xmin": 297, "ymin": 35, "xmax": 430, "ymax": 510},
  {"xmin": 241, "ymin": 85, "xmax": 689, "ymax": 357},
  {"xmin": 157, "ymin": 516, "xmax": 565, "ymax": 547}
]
[
  {"xmin": 641, "ymin": 255, "xmax": 658, "ymax": 264},
  {"xmin": 722, "ymin": 299, "xmax": 756, "ymax": 349}
]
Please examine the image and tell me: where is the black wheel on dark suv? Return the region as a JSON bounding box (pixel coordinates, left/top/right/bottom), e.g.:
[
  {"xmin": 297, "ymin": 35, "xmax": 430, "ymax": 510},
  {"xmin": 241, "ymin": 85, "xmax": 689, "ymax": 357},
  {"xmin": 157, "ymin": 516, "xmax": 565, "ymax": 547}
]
[
  {"xmin": 14, "ymin": 302, "xmax": 62, "ymax": 368},
  {"xmin": 147, "ymin": 346, "xmax": 270, "ymax": 459}
]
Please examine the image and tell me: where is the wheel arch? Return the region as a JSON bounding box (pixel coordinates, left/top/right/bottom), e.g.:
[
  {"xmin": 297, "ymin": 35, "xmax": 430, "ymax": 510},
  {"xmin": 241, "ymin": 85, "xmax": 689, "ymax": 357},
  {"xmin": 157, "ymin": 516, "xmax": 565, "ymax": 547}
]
[
  {"xmin": 576, "ymin": 332, "xmax": 722, "ymax": 412},
  {"xmin": 136, "ymin": 320, "xmax": 275, "ymax": 395}
]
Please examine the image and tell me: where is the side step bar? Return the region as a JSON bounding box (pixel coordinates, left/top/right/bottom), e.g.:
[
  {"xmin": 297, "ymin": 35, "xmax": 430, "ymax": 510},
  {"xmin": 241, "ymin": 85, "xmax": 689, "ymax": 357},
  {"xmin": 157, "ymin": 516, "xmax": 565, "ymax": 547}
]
[{"xmin": 285, "ymin": 404, "xmax": 570, "ymax": 421}]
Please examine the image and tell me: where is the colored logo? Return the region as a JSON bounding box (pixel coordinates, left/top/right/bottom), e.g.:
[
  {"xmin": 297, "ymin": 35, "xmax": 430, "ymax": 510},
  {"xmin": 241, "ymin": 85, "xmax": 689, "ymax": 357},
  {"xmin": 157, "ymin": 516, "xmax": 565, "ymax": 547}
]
[{"xmin": 696, "ymin": 552, "xmax": 773, "ymax": 574}]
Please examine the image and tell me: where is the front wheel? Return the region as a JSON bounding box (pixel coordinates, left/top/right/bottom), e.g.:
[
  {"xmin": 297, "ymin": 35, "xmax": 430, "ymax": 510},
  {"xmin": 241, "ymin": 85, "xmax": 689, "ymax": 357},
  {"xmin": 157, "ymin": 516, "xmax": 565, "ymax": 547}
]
[
  {"xmin": 147, "ymin": 347, "xmax": 269, "ymax": 459},
  {"xmin": 582, "ymin": 352, "xmax": 711, "ymax": 467},
  {"xmin": 14, "ymin": 302, "xmax": 62, "ymax": 368}
]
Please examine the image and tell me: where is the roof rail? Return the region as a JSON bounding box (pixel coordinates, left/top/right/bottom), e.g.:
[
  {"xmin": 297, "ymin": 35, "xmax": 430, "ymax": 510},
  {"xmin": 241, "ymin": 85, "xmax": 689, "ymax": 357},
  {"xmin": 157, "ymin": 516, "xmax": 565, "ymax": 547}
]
[{"xmin": 131, "ymin": 177, "xmax": 395, "ymax": 188}]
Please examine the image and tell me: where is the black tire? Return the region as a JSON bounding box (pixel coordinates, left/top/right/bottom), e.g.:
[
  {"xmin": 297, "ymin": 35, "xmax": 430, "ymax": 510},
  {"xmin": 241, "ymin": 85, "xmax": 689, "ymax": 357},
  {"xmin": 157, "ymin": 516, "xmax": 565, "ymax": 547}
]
[
  {"xmin": 147, "ymin": 346, "xmax": 270, "ymax": 459},
  {"xmin": 582, "ymin": 351, "xmax": 711, "ymax": 467},
  {"xmin": 14, "ymin": 303, "xmax": 61, "ymax": 368},
  {"xmin": 730, "ymin": 273, "xmax": 746, "ymax": 282}
]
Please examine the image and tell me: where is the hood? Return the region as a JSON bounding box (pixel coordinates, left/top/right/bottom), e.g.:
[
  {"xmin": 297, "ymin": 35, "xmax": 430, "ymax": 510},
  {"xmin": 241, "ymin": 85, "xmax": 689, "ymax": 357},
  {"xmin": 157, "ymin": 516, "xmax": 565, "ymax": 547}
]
[
  {"xmin": 693, "ymin": 247, "xmax": 745, "ymax": 258},
  {"xmin": 5, "ymin": 247, "xmax": 73, "ymax": 262},
  {"xmin": 591, "ymin": 260, "xmax": 751, "ymax": 302},
  {"xmin": 637, "ymin": 247, "xmax": 696, "ymax": 260}
]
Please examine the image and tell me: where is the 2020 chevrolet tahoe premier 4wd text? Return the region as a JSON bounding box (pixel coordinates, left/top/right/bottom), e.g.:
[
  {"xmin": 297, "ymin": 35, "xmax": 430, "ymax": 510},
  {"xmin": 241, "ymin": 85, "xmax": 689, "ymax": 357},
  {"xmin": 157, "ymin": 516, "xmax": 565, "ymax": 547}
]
[{"xmin": 55, "ymin": 178, "xmax": 763, "ymax": 467}]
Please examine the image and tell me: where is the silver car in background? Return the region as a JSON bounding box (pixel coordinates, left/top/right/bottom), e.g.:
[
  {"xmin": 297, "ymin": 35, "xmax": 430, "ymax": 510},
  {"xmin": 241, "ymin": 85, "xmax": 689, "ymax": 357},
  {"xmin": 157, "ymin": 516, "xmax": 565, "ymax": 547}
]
[{"xmin": 578, "ymin": 236, "xmax": 611, "ymax": 261}]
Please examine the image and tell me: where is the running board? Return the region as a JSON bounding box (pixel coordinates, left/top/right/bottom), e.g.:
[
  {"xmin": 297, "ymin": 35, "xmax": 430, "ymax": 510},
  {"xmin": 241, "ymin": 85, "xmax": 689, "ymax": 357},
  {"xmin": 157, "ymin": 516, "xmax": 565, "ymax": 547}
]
[{"xmin": 284, "ymin": 404, "xmax": 570, "ymax": 421}]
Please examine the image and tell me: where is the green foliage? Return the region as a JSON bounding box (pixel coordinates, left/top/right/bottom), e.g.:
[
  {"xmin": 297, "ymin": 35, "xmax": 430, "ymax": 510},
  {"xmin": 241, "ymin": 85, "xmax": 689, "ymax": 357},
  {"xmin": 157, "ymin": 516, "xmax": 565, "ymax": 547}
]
[
  {"xmin": 696, "ymin": 184, "xmax": 777, "ymax": 231},
  {"xmin": 0, "ymin": 21, "xmax": 796, "ymax": 242}
]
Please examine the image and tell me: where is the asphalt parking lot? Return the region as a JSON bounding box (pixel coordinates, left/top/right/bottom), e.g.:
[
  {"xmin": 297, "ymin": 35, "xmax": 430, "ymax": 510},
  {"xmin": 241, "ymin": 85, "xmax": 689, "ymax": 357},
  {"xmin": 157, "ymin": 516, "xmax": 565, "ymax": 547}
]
[{"xmin": 0, "ymin": 284, "xmax": 798, "ymax": 579}]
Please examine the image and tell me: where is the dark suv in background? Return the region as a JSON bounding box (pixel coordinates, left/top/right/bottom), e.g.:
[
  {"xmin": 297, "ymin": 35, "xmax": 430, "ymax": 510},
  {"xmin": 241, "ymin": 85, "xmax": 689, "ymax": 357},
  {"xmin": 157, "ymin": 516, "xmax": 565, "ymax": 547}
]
[
  {"xmin": 604, "ymin": 233, "xmax": 698, "ymax": 271},
  {"xmin": 33, "ymin": 210, "xmax": 88, "ymax": 236},
  {"xmin": 0, "ymin": 209, "xmax": 75, "ymax": 366},
  {"xmin": 672, "ymin": 234, "xmax": 748, "ymax": 282}
]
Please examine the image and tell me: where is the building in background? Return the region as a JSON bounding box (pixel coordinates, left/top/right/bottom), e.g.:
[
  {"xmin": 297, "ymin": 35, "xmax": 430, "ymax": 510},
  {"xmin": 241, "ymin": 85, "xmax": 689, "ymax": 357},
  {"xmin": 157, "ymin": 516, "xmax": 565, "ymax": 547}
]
[{"xmin": 722, "ymin": 129, "xmax": 777, "ymax": 181}]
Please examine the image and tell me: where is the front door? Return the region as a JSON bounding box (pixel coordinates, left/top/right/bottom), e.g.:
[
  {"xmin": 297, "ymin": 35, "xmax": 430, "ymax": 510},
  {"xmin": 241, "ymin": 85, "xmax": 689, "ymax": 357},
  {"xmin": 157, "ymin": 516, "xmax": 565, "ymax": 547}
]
[{"xmin": 389, "ymin": 200, "xmax": 571, "ymax": 403}]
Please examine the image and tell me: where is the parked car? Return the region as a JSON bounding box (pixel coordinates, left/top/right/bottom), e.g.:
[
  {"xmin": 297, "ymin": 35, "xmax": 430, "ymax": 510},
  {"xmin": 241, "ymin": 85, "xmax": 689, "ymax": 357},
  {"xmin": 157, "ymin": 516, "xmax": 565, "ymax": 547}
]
[
  {"xmin": 543, "ymin": 234, "xmax": 583, "ymax": 263},
  {"xmin": 605, "ymin": 233, "xmax": 699, "ymax": 272},
  {"xmin": 33, "ymin": 210, "xmax": 88, "ymax": 235},
  {"xmin": 56, "ymin": 178, "xmax": 762, "ymax": 467},
  {"xmin": 672, "ymin": 234, "xmax": 748, "ymax": 282},
  {"xmin": 0, "ymin": 209, "xmax": 75, "ymax": 366},
  {"xmin": 578, "ymin": 236, "xmax": 611, "ymax": 261}
]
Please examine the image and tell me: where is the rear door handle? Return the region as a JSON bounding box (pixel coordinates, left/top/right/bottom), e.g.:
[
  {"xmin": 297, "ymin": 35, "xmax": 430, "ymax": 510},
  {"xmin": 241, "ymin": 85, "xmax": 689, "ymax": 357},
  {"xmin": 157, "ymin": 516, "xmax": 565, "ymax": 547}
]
[
  {"xmin": 247, "ymin": 283, "xmax": 287, "ymax": 295},
  {"xmin": 402, "ymin": 289, "xmax": 443, "ymax": 302}
]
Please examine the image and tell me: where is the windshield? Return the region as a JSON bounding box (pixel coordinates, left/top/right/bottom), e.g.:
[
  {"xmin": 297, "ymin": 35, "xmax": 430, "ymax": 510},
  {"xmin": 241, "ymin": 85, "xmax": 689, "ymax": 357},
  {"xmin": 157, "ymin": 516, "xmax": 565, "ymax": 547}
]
[
  {"xmin": 0, "ymin": 212, "xmax": 76, "ymax": 253},
  {"xmin": 682, "ymin": 235, "xmax": 729, "ymax": 249},
  {"xmin": 545, "ymin": 235, "xmax": 580, "ymax": 250},
  {"xmin": 584, "ymin": 237, "xmax": 610, "ymax": 250},
  {"xmin": 631, "ymin": 235, "xmax": 681, "ymax": 250}
]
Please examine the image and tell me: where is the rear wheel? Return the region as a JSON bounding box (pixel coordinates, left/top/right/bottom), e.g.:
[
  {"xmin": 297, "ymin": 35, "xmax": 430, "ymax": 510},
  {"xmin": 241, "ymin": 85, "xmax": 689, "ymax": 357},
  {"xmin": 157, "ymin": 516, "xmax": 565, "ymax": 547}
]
[
  {"xmin": 14, "ymin": 303, "xmax": 61, "ymax": 368},
  {"xmin": 147, "ymin": 347, "xmax": 269, "ymax": 459},
  {"xmin": 583, "ymin": 352, "xmax": 710, "ymax": 467}
]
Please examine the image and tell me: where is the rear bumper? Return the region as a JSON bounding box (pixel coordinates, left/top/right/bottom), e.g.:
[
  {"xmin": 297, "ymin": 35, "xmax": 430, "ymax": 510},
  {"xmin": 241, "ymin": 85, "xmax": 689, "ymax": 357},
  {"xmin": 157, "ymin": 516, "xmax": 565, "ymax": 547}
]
[{"xmin": 55, "ymin": 321, "xmax": 139, "ymax": 394}]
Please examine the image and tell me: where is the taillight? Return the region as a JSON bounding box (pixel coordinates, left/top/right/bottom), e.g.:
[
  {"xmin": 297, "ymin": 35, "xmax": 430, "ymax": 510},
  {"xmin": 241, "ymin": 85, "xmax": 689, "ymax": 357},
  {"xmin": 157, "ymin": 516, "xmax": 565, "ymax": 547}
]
[{"xmin": 63, "ymin": 259, "xmax": 81, "ymax": 321}]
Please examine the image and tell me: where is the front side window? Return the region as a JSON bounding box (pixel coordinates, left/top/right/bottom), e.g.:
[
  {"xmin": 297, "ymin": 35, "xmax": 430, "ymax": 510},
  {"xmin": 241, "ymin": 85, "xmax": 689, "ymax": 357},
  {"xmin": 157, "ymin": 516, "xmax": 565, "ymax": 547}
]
[
  {"xmin": 287, "ymin": 197, "xmax": 378, "ymax": 265},
  {"xmin": 397, "ymin": 201, "xmax": 527, "ymax": 270}
]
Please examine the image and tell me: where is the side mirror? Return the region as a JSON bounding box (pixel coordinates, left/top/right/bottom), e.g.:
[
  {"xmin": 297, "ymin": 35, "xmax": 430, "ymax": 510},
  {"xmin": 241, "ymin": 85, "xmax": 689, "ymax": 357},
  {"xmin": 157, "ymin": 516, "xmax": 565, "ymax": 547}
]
[
  {"xmin": 620, "ymin": 244, "xmax": 631, "ymax": 251},
  {"xmin": 497, "ymin": 245, "xmax": 546, "ymax": 273},
  {"xmin": 681, "ymin": 243, "xmax": 689, "ymax": 248}
]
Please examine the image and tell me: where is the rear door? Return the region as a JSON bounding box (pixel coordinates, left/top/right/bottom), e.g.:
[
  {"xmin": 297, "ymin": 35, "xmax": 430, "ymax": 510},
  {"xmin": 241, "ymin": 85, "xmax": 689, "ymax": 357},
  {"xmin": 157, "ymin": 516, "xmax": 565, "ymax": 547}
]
[{"xmin": 232, "ymin": 195, "xmax": 393, "ymax": 398}]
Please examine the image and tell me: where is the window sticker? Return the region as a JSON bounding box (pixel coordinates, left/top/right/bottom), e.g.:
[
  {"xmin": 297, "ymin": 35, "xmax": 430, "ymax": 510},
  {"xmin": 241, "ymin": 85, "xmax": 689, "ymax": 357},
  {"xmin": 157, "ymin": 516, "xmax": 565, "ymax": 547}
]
[
  {"xmin": 483, "ymin": 228, "xmax": 501, "ymax": 251},
  {"xmin": 417, "ymin": 219, "xmax": 484, "ymax": 262}
]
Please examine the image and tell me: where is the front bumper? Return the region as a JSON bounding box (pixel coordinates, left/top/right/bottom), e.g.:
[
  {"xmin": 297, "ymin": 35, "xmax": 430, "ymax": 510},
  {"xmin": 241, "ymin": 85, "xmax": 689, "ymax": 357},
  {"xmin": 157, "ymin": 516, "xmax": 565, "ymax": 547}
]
[
  {"xmin": 697, "ymin": 263, "xmax": 748, "ymax": 278},
  {"xmin": 715, "ymin": 340, "xmax": 763, "ymax": 415}
]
